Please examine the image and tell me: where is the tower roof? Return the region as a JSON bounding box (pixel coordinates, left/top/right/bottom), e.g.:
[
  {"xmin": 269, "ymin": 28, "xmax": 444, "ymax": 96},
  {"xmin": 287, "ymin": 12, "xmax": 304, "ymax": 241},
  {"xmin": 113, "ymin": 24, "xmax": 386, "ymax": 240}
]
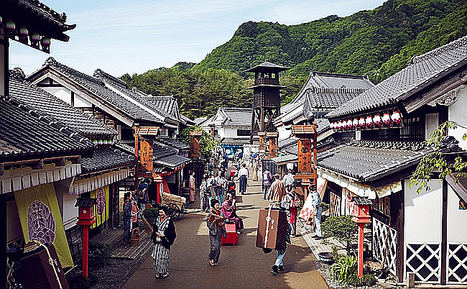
[{"xmin": 245, "ymin": 61, "xmax": 289, "ymax": 73}]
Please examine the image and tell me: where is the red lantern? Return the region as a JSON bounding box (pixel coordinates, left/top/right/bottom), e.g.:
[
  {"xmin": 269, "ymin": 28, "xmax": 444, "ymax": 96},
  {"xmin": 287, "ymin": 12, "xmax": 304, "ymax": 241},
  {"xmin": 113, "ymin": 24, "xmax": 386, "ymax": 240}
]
[
  {"xmin": 366, "ymin": 116, "xmax": 373, "ymax": 128},
  {"xmin": 338, "ymin": 121, "xmax": 343, "ymax": 130},
  {"xmin": 391, "ymin": 111, "xmax": 401, "ymax": 125},
  {"xmin": 373, "ymin": 114, "xmax": 382, "ymax": 127},
  {"xmin": 330, "ymin": 122, "xmax": 335, "ymax": 130},
  {"xmin": 19, "ymin": 26, "xmax": 28, "ymax": 38},
  {"xmin": 346, "ymin": 119, "xmax": 353, "ymax": 130},
  {"xmin": 30, "ymin": 33, "xmax": 41, "ymax": 43},
  {"xmin": 6, "ymin": 19, "xmax": 15, "ymax": 34},
  {"xmin": 382, "ymin": 113, "xmax": 391, "ymax": 126},
  {"xmin": 359, "ymin": 117, "xmax": 365, "ymax": 128}
]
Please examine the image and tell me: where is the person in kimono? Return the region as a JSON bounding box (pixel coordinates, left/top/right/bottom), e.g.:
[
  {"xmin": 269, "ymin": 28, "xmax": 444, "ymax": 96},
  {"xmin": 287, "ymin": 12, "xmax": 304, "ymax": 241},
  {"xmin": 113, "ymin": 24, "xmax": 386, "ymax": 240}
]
[
  {"xmin": 310, "ymin": 184, "xmax": 322, "ymax": 239},
  {"xmin": 199, "ymin": 174, "xmax": 209, "ymax": 212},
  {"xmin": 207, "ymin": 199, "xmax": 226, "ymax": 266},
  {"xmin": 221, "ymin": 193, "xmax": 244, "ymax": 234},
  {"xmin": 123, "ymin": 192, "xmax": 132, "ymax": 244},
  {"xmin": 150, "ymin": 206, "xmax": 176, "ymax": 278},
  {"xmin": 262, "ymin": 167, "xmax": 273, "ymax": 200},
  {"xmin": 281, "ymin": 186, "xmax": 300, "ymax": 237},
  {"xmin": 189, "ymin": 171, "xmax": 196, "ymax": 203},
  {"xmin": 271, "ymin": 220, "xmax": 291, "ymax": 275}
]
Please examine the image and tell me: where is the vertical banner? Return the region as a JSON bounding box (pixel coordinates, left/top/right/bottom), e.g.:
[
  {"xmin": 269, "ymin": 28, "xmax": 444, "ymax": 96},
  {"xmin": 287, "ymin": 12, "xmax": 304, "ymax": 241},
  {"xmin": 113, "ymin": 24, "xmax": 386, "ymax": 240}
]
[
  {"xmin": 140, "ymin": 139, "xmax": 153, "ymax": 171},
  {"xmin": 14, "ymin": 183, "xmax": 74, "ymax": 268},
  {"xmin": 91, "ymin": 185, "xmax": 109, "ymax": 229}
]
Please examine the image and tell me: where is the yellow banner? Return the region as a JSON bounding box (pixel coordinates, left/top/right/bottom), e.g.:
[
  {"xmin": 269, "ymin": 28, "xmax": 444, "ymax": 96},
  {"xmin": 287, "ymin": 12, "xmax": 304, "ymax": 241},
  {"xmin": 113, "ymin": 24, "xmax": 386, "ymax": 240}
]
[
  {"xmin": 91, "ymin": 185, "xmax": 109, "ymax": 229},
  {"xmin": 14, "ymin": 183, "xmax": 74, "ymax": 268}
]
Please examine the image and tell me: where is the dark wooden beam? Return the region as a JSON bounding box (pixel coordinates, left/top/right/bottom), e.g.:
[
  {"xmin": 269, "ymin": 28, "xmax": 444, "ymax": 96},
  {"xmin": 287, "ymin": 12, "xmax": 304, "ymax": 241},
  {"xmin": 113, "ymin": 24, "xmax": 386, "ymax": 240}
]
[
  {"xmin": 441, "ymin": 180, "xmax": 448, "ymax": 284},
  {"xmin": 0, "ymin": 163, "xmax": 3, "ymax": 176},
  {"xmin": 31, "ymin": 159, "xmax": 44, "ymax": 170},
  {"xmin": 0, "ymin": 194, "xmax": 7, "ymax": 289}
]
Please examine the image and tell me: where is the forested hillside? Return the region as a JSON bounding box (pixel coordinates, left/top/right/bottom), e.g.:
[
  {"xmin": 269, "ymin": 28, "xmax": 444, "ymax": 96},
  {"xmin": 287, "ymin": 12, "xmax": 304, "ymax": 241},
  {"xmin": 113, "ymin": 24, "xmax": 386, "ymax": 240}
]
[{"xmin": 122, "ymin": 0, "xmax": 467, "ymax": 119}]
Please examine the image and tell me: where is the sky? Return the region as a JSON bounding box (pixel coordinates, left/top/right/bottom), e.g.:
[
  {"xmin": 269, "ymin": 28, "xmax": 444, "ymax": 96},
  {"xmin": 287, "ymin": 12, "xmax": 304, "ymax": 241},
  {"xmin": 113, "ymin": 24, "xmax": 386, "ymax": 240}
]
[{"xmin": 10, "ymin": 0, "xmax": 385, "ymax": 77}]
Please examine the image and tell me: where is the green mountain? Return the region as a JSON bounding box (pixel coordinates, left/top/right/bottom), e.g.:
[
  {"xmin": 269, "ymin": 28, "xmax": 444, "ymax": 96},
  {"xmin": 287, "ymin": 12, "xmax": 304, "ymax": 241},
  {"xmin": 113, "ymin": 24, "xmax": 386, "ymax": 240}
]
[
  {"xmin": 195, "ymin": 0, "xmax": 466, "ymax": 82},
  {"xmin": 123, "ymin": 0, "xmax": 467, "ymax": 119}
]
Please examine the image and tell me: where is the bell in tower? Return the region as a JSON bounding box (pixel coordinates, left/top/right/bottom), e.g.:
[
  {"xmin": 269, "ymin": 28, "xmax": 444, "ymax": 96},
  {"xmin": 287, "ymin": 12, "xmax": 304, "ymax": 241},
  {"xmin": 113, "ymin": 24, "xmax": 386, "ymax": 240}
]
[{"xmin": 246, "ymin": 61, "xmax": 288, "ymax": 157}]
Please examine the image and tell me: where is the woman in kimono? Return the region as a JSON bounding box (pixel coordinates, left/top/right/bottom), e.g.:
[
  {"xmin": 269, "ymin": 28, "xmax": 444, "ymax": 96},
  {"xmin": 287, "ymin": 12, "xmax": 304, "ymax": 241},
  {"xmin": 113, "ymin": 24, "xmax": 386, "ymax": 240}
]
[
  {"xmin": 150, "ymin": 206, "xmax": 176, "ymax": 278},
  {"xmin": 221, "ymin": 193, "xmax": 244, "ymax": 234},
  {"xmin": 199, "ymin": 174, "xmax": 209, "ymax": 212},
  {"xmin": 189, "ymin": 171, "xmax": 196, "ymax": 203},
  {"xmin": 207, "ymin": 199, "xmax": 226, "ymax": 266}
]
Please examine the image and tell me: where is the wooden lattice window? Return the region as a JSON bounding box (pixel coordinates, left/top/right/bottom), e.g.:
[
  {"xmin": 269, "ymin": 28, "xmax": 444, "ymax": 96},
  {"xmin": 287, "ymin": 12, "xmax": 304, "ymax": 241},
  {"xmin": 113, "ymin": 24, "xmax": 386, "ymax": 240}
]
[
  {"xmin": 406, "ymin": 243, "xmax": 441, "ymax": 283},
  {"xmin": 372, "ymin": 218, "xmax": 397, "ymax": 275},
  {"xmin": 448, "ymin": 243, "xmax": 467, "ymax": 284}
]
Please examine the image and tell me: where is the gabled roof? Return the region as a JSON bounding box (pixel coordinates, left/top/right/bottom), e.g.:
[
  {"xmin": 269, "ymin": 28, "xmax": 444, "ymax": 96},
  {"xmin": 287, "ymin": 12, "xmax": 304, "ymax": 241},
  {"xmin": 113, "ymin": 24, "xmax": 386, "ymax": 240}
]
[
  {"xmin": 0, "ymin": 96, "xmax": 93, "ymax": 162},
  {"xmin": 156, "ymin": 137, "xmax": 189, "ymax": 151},
  {"xmin": 28, "ymin": 58, "xmax": 163, "ymax": 125},
  {"xmin": 245, "ymin": 61, "xmax": 289, "ymax": 73},
  {"xmin": 327, "ymin": 36, "xmax": 467, "ymax": 119},
  {"xmin": 9, "ymin": 70, "xmax": 116, "ymax": 139},
  {"xmin": 94, "ymin": 69, "xmax": 178, "ymax": 124},
  {"xmin": 81, "ymin": 145, "xmax": 134, "ymax": 174},
  {"xmin": 215, "ymin": 107, "xmax": 252, "ymax": 127},
  {"xmin": 278, "ymin": 72, "xmax": 373, "ymax": 125}
]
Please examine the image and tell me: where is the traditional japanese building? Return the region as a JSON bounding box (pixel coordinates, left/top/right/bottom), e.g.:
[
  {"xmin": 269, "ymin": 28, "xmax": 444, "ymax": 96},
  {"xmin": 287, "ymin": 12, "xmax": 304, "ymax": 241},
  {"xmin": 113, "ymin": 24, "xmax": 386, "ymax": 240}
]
[{"xmin": 323, "ymin": 36, "xmax": 467, "ymax": 285}]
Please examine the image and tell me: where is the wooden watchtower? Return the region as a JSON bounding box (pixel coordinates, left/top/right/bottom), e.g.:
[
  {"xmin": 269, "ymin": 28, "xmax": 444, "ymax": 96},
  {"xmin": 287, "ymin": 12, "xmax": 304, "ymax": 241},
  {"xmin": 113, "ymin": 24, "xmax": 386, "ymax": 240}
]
[{"xmin": 246, "ymin": 61, "xmax": 288, "ymax": 157}]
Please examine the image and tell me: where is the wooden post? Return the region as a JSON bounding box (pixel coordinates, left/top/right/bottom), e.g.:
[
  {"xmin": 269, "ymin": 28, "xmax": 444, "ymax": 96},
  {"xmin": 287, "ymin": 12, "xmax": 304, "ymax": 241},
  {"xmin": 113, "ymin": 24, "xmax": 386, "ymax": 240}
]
[
  {"xmin": 82, "ymin": 226, "xmax": 89, "ymax": 278},
  {"xmin": 358, "ymin": 223, "xmax": 364, "ymax": 277},
  {"xmin": 1, "ymin": 197, "xmax": 6, "ymax": 289}
]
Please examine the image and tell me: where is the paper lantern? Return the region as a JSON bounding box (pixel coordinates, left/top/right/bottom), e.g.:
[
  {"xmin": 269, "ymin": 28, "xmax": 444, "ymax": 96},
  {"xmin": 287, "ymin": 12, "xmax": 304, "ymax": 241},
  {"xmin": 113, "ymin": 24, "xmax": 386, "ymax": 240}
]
[
  {"xmin": 391, "ymin": 111, "xmax": 401, "ymax": 125},
  {"xmin": 19, "ymin": 26, "xmax": 28, "ymax": 38},
  {"xmin": 366, "ymin": 116, "xmax": 373, "ymax": 128},
  {"xmin": 346, "ymin": 119, "xmax": 353, "ymax": 130},
  {"xmin": 353, "ymin": 118, "xmax": 359, "ymax": 129},
  {"xmin": 382, "ymin": 113, "xmax": 391, "ymax": 126},
  {"xmin": 359, "ymin": 117, "xmax": 365, "ymax": 128},
  {"xmin": 373, "ymin": 114, "xmax": 382, "ymax": 127},
  {"xmin": 30, "ymin": 33, "xmax": 41, "ymax": 43},
  {"xmin": 6, "ymin": 19, "xmax": 15, "ymax": 34}
]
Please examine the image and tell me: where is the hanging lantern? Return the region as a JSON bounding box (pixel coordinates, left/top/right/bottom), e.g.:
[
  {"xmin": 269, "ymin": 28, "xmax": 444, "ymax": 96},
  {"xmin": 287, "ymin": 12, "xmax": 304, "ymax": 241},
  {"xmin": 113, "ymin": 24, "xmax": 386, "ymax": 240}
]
[
  {"xmin": 0, "ymin": 16, "xmax": 3, "ymax": 26},
  {"xmin": 382, "ymin": 112, "xmax": 391, "ymax": 126},
  {"xmin": 6, "ymin": 19, "xmax": 15, "ymax": 34},
  {"xmin": 19, "ymin": 26, "xmax": 28, "ymax": 38},
  {"xmin": 359, "ymin": 117, "xmax": 366, "ymax": 128},
  {"xmin": 391, "ymin": 111, "xmax": 401, "ymax": 125},
  {"xmin": 353, "ymin": 118, "xmax": 359, "ymax": 129},
  {"xmin": 373, "ymin": 114, "xmax": 382, "ymax": 127},
  {"xmin": 346, "ymin": 119, "xmax": 353, "ymax": 130},
  {"xmin": 338, "ymin": 121, "xmax": 344, "ymax": 130},
  {"xmin": 330, "ymin": 122, "xmax": 336, "ymax": 130},
  {"xmin": 41, "ymin": 37, "xmax": 51, "ymax": 52},
  {"xmin": 366, "ymin": 116, "xmax": 373, "ymax": 128},
  {"xmin": 30, "ymin": 33, "xmax": 41, "ymax": 43}
]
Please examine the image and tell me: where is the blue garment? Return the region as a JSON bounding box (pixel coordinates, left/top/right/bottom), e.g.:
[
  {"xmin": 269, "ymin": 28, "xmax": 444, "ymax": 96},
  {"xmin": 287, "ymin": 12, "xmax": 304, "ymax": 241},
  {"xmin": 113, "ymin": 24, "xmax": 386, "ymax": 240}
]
[
  {"xmin": 274, "ymin": 249, "xmax": 286, "ymax": 266},
  {"xmin": 239, "ymin": 175, "xmax": 247, "ymax": 193}
]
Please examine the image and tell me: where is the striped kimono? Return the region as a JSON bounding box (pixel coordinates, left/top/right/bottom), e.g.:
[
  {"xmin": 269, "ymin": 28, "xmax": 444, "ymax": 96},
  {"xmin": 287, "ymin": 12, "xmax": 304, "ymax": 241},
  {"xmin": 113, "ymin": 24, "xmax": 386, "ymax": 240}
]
[{"xmin": 151, "ymin": 216, "xmax": 176, "ymax": 274}]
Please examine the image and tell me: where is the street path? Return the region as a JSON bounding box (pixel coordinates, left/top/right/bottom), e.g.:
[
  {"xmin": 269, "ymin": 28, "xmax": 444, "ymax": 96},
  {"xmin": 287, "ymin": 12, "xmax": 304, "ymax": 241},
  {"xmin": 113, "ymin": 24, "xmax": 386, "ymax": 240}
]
[{"xmin": 122, "ymin": 180, "xmax": 328, "ymax": 289}]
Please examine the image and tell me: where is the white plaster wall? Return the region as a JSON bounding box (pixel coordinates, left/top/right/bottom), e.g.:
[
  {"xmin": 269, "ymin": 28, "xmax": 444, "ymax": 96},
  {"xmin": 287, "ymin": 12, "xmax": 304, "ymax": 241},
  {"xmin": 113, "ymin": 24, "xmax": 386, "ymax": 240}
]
[
  {"xmin": 447, "ymin": 185, "xmax": 467, "ymax": 243},
  {"xmin": 425, "ymin": 112, "xmax": 439, "ymax": 140},
  {"xmin": 404, "ymin": 179, "xmax": 442, "ymax": 243},
  {"xmin": 277, "ymin": 125, "xmax": 292, "ymax": 140},
  {"xmin": 7, "ymin": 200, "xmax": 23, "ymax": 243},
  {"xmin": 62, "ymin": 193, "xmax": 78, "ymax": 230},
  {"xmin": 448, "ymin": 86, "xmax": 467, "ymax": 150}
]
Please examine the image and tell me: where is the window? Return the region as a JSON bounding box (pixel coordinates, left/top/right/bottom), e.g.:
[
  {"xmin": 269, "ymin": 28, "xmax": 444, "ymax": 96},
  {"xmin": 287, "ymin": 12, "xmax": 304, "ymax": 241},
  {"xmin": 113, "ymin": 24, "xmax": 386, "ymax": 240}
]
[{"xmin": 237, "ymin": 129, "xmax": 251, "ymax": 136}]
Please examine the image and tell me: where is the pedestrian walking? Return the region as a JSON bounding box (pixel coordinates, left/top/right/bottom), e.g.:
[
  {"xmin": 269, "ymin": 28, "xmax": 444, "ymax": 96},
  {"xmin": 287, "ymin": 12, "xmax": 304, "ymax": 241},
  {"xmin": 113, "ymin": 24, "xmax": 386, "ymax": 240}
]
[
  {"xmin": 238, "ymin": 163, "xmax": 249, "ymax": 195},
  {"xmin": 149, "ymin": 206, "xmax": 176, "ymax": 278},
  {"xmin": 262, "ymin": 167, "xmax": 273, "ymax": 200},
  {"xmin": 267, "ymin": 174, "xmax": 286, "ymax": 202},
  {"xmin": 207, "ymin": 199, "xmax": 226, "ymax": 266},
  {"xmin": 215, "ymin": 172, "xmax": 226, "ymax": 204},
  {"xmin": 189, "ymin": 171, "xmax": 196, "ymax": 203},
  {"xmin": 310, "ymin": 184, "xmax": 323, "ymax": 240},
  {"xmin": 199, "ymin": 174, "xmax": 209, "ymax": 212},
  {"xmin": 123, "ymin": 192, "xmax": 132, "ymax": 244},
  {"xmin": 271, "ymin": 217, "xmax": 291, "ymax": 275},
  {"xmin": 281, "ymin": 186, "xmax": 300, "ymax": 237}
]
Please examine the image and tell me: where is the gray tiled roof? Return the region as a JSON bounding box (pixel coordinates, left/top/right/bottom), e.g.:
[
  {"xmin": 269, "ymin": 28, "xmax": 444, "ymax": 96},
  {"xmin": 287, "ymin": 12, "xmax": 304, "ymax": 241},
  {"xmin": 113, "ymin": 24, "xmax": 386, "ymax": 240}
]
[
  {"xmin": 38, "ymin": 58, "xmax": 163, "ymax": 124},
  {"xmin": 245, "ymin": 61, "xmax": 289, "ymax": 72},
  {"xmin": 142, "ymin": 95, "xmax": 178, "ymax": 118},
  {"xmin": 0, "ymin": 96, "xmax": 93, "ymax": 161},
  {"xmin": 219, "ymin": 107, "xmax": 252, "ymax": 126},
  {"xmin": 327, "ymin": 36, "xmax": 467, "ymax": 119},
  {"xmin": 318, "ymin": 140, "xmax": 437, "ymax": 182},
  {"xmin": 155, "ymin": 154, "xmax": 191, "ymax": 169},
  {"xmin": 156, "ymin": 137, "xmax": 189, "ymax": 151},
  {"xmin": 9, "ymin": 71, "xmax": 116, "ymax": 138},
  {"xmin": 153, "ymin": 142, "xmax": 178, "ymax": 160},
  {"xmin": 94, "ymin": 69, "xmax": 177, "ymax": 124},
  {"xmin": 304, "ymin": 88, "xmax": 366, "ymax": 110},
  {"xmin": 81, "ymin": 145, "xmax": 134, "ymax": 173}
]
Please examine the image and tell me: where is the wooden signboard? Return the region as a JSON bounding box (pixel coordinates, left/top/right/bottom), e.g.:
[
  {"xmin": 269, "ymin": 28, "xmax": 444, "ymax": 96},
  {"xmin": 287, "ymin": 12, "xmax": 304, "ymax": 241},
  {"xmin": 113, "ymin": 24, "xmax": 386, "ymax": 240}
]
[
  {"xmin": 140, "ymin": 139, "xmax": 153, "ymax": 171},
  {"xmin": 298, "ymin": 138, "xmax": 312, "ymax": 173}
]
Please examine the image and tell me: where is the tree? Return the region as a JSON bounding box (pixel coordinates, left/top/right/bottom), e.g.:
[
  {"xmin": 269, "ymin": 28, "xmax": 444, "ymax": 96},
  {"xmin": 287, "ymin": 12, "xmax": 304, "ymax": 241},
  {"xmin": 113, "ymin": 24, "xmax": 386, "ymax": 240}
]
[
  {"xmin": 321, "ymin": 216, "xmax": 358, "ymax": 254},
  {"xmin": 179, "ymin": 125, "xmax": 219, "ymax": 159},
  {"xmin": 410, "ymin": 121, "xmax": 467, "ymax": 193}
]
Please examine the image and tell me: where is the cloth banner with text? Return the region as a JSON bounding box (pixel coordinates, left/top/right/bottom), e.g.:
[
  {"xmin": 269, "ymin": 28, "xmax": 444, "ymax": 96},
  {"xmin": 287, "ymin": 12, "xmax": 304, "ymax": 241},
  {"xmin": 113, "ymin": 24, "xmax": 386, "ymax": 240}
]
[
  {"xmin": 14, "ymin": 183, "xmax": 74, "ymax": 268},
  {"xmin": 299, "ymin": 177, "xmax": 327, "ymax": 220},
  {"xmin": 91, "ymin": 185, "xmax": 109, "ymax": 229}
]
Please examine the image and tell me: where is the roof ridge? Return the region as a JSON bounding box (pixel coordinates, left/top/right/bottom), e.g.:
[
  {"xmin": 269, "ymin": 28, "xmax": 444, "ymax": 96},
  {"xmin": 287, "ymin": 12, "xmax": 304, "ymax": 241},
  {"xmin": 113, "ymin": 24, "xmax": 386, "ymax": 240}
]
[
  {"xmin": 310, "ymin": 87, "xmax": 368, "ymax": 93},
  {"xmin": 410, "ymin": 35, "xmax": 467, "ymax": 65},
  {"xmin": 94, "ymin": 69, "xmax": 128, "ymax": 88},
  {"xmin": 310, "ymin": 71, "xmax": 370, "ymax": 80},
  {"xmin": 44, "ymin": 57, "xmax": 104, "ymax": 86}
]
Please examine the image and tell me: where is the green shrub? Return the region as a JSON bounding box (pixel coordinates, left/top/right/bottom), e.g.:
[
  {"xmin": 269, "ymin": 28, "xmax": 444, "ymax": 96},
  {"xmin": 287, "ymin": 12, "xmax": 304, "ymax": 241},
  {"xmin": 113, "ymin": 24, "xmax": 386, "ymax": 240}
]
[
  {"xmin": 330, "ymin": 255, "xmax": 357, "ymax": 285},
  {"xmin": 355, "ymin": 273, "xmax": 377, "ymax": 287},
  {"xmin": 322, "ymin": 215, "xmax": 358, "ymax": 254}
]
